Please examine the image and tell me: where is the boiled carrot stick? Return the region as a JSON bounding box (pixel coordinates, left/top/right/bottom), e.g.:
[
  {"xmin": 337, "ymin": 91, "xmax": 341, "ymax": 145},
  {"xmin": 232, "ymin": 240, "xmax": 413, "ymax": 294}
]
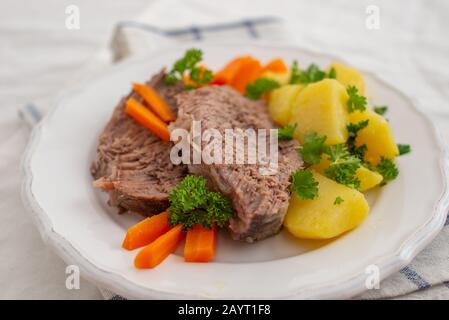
[
  {"xmin": 212, "ymin": 56, "xmax": 252, "ymax": 85},
  {"xmin": 262, "ymin": 58, "xmax": 288, "ymax": 73},
  {"xmin": 132, "ymin": 83, "xmax": 175, "ymax": 122},
  {"xmin": 122, "ymin": 211, "xmax": 171, "ymax": 250},
  {"xmin": 125, "ymin": 98, "xmax": 170, "ymax": 142},
  {"xmin": 184, "ymin": 224, "xmax": 216, "ymax": 263},
  {"xmin": 134, "ymin": 225, "xmax": 184, "ymax": 269},
  {"xmin": 231, "ymin": 57, "xmax": 263, "ymax": 94}
]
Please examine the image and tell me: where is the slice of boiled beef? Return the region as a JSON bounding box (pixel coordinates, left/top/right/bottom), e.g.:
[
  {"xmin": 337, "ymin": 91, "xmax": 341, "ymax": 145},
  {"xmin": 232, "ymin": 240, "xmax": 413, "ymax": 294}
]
[
  {"xmin": 172, "ymin": 85, "xmax": 303, "ymax": 242},
  {"xmin": 91, "ymin": 70, "xmax": 188, "ymax": 215}
]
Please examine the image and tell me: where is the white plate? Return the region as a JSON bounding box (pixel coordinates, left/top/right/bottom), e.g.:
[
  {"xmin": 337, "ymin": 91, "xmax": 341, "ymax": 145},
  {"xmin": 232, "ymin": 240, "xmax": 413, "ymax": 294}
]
[{"xmin": 22, "ymin": 43, "xmax": 449, "ymax": 299}]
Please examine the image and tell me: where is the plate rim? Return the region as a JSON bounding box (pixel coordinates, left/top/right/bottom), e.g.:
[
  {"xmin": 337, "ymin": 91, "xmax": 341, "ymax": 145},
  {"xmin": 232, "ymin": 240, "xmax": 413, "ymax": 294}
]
[{"xmin": 21, "ymin": 41, "xmax": 449, "ymax": 299}]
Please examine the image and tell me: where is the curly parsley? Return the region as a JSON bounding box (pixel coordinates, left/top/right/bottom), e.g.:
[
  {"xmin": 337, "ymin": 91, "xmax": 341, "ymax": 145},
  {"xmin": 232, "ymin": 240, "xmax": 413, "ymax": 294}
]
[
  {"xmin": 289, "ymin": 61, "xmax": 336, "ymax": 85},
  {"xmin": 299, "ymin": 131, "xmax": 329, "ymax": 165},
  {"xmin": 169, "ymin": 175, "xmax": 232, "ymax": 229},
  {"xmin": 346, "ymin": 85, "xmax": 367, "ymax": 113},
  {"xmin": 246, "ymin": 78, "xmax": 280, "ymax": 100},
  {"xmin": 347, "ymin": 120, "xmax": 369, "ymax": 161},
  {"xmin": 376, "ymin": 158, "xmax": 399, "ymax": 185},
  {"xmin": 291, "ymin": 169, "xmax": 319, "ymax": 200},
  {"xmin": 277, "ymin": 123, "xmax": 297, "ymax": 141},
  {"xmin": 165, "ymin": 48, "xmax": 213, "ymax": 88},
  {"xmin": 324, "ymin": 144, "xmax": 361, "ymax": 189}
]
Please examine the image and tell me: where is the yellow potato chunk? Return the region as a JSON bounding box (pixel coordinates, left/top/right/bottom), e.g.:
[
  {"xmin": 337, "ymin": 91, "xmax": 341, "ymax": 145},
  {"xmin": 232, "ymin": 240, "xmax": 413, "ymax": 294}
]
[
  {"xmin": 310, "ymin": 155, "xmax": 383, "ymax": 192},
  {"xmin": 291, "ymin": 79, "xmax": 349, "ymax": 145},
  {"xmin": 268, "ymin": 84, "xmax": 303, "ymax": 126},
  {"xmin": 329, "ymin": 62, "xmax": 365, "ymax": 95},
  {"xmin": 349, "ymin": 109, "xmax": 399, "ymax": 165},
  {"xmin": 284, "ymin": 171, "xmax": 369, "ymax": 239},
  {"xmin": 356, "ymin": 166, "xmax": 383, "ymax": 192},
  {"xmin": 261, "ymin": 70, "xmax": 291, "ymax": 85}
]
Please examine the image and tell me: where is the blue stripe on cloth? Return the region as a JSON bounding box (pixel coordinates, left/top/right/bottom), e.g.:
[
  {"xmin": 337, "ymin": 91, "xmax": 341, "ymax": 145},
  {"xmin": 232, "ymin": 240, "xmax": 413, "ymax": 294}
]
[
  {"xmin": 115, "ymin": 17, "xmax": 280, "ymax": 39},
  {"xmin": 400, "ymin": 266, "xmax": 431, "ymax": 290},
  {"xmin": 110, "ymin": 295, "xmax": 126, "ymax": 300},
  {"xmin": 25, "ymin": 103, "xmax": 42, "ymax": 122},
  {"xmin": 445, "ymin": 212, "xmax": 449, "ymax": 226},
  {"xmin": 444, "ymin": 281, "xmax": 449, "ymax": 289},
  {"xmin": 243, "ymin": 20, "xmax": 259, "ymax": 38}
]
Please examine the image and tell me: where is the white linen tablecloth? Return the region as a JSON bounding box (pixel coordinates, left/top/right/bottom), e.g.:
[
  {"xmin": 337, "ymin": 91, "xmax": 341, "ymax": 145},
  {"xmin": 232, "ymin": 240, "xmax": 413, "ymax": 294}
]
[{"xmin": 2, "ymin": 0, "xmax": 449, "ymax": 299}]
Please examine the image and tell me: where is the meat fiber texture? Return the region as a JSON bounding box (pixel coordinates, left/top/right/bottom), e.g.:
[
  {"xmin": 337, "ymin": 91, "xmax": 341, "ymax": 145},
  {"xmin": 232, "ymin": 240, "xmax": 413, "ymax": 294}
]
[
  {"xmin": 172, "ymin": 86, "xmax": 303, "ymax": 242},
  {"xmin": 91, "ymin": 71, "xmax": 188, "ymax": 216}
]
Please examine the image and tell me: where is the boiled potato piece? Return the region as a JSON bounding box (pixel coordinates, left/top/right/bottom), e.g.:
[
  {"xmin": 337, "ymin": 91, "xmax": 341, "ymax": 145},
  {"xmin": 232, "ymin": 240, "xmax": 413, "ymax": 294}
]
[
  {"xmin": 328, "ymin": 62, "xmax": 365, "ymax": 95},
  {"xmin": 349, "ymin": 109, "xmax": 399, "ymax": 165},
  {"xmin": 356, "ymin": 166, "xmax": 383, "ymax": 192},
  {"xmin": 268, "ymin": 84, "xmax": 303, "ymax": 126},
  {"xmin": 291, "ymin": 79, "xmax": 349, "ymax": 145},
  {"xmin": 284, "ymin": 171, "xmax": 369, "ymax": 239},
  {"xmin": 310, "ymin": 155, "xmax": 383, "ymax": 192},
  {"xmin": 261, "ymin": 70, "xmax": 291, "ymax": 85}
]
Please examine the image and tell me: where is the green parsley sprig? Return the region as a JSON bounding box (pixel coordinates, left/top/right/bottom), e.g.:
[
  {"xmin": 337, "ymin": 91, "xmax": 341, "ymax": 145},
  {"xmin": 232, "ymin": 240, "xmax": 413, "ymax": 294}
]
[
  {"xmin": 291, "ymin": 169, "xmax": 319, "ymax": 200},
  {"xmin": 347, "ymin": 120, "xmax": 369, "ymax": 161},
  {"xmin": 324, "ymin": 144, "xmax": 361, "ymax": 190},
  {"xmin": 165, "ymin": 48, "xmax": 213, "ymax": 88},
  {"xmin": 375, "ymin": 158, "xmax": 399, "ymax": 185},
  {"xmin": 289, "ymin": 61, "xmax": 336, "ymax": 85},
  {"xmin": 277, "ymin": 123, "xmax": 297, "ymax": 141},
  {"xmin": 169, "ymin": 175, "xmax": 232, "ymax": 229},
  {"xmin": 246, "ymin": 78, "xmax": 280, "ymax": 100},
  {"xmin": 299, "ymin": 131, "xmax": 329, "ymax": 165},
  {"xmin": 346, "ymin": 85, "xmax": 367, "ymax": 113},
  {"xmin": 373, "ymin": 105, "xmax": 388, "ymax": 115},
  {"xmin": 397, "ymin": 144, "xmax": 411, "ymax": 155}
]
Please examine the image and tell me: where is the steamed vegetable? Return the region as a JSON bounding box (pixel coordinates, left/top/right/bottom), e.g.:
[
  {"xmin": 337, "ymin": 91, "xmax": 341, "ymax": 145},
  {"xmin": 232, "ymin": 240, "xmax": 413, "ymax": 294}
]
[
  {"xmin": 290, "ymin": 79, "xmax": 349, "ymax": 145},
  {"xmin": 125, "ymin": 98, "xmax": 170, "ymax": 141},
  {"xmin": 213, "ymin": 56, "xmax": 249, "ymax": 85},
  {"xmin": 268, "ymin": 84, "xmax": 303, "ymax": 126},
  {"xmin": 184, "ymin": 224, "xmax": 216, "ymax": 263},
  {"xmin": 284, "ymin": 170, "xmax": 369, "ymax": 239},
  {"xmin": 262, "ymin": 58, "xmax": 288, "ymax": 73},
  {"xmin": 122, "ymin": 211, "xmax": 171, "ymax": 250},
  {"xmin": 231, "ymin": 57, "xmax": 263, "ymax": 94},
  {"xmin": 134, "ymin": 225, "xmax": 184, "ymax": 269},
  {"xmin": 133, "ymin": 83, "xmax": 175, "ymax": 122},
  {"xmin": 348, "ymin": 109, "xmax": 399, "ymax": 165},
  {"xmin": 328, "ymin": 62, "xmax": 365, "ymax": 95}
]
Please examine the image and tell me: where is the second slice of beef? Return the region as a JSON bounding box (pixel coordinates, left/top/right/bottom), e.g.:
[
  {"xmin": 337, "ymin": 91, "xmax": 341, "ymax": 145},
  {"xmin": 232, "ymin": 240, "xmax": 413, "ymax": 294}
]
[{"xmin": 172, "ymin": 86, "xmax": 303, "ymax": 242}]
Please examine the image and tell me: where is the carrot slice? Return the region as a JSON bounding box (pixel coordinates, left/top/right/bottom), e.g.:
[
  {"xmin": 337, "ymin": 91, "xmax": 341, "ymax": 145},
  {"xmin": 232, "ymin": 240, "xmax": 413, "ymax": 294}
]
[
  {"xmin": 184, "ymin": 224, "xmax": 216, "ymax": 263},
  {"xmin": 122, "ymin": 211, "xmax": 171, "ymax": 250},
  {"xmin": 132, "ymin": 83, "xmax": 175, "ymax": 122},
  {"xmin": 125, "ymin": 98, "xmax": 170, "ymax": 142},
  {"xmin": 262, "ymin": 58, "xmax": 288, "ymax": 73},
  {"xmin": 134, "ymin": 225, "xmax": 184, "ymax": 269},
  {"xmin": 212, "ymin": 56, "xmax": 252, "ymax": 85},
  {"xmin": 231, "ymin": 57, "xmax": 263, "ymax": 94}
]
